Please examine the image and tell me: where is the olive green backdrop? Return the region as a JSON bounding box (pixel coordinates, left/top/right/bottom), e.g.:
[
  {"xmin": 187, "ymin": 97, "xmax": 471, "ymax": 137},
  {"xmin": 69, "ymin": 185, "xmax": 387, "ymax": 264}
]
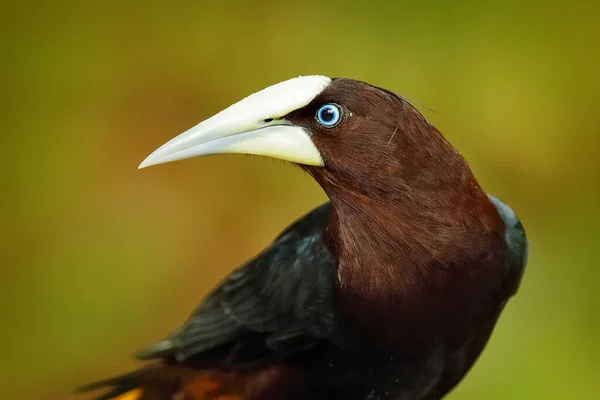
[{"xmin": 2, "ymin": 1, "xmax": 598, "ymax": 399}]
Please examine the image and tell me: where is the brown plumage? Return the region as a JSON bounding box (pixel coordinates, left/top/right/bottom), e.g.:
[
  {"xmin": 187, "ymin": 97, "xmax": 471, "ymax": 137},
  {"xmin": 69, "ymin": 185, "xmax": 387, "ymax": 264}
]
[{"xmin": 78, "ymin": 77, "xmax": 528, "ymax": 400}]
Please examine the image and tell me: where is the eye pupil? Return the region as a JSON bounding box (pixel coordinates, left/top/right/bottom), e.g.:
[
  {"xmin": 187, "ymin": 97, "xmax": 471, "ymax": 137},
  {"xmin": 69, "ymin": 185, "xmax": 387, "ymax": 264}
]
[
  {"xmin": 321, "ymin": 108, "xmax": 335, "ymax": 122},
  {"xmin": 316, "ymin": 104, "xmax": 341, "ymax": 127}
]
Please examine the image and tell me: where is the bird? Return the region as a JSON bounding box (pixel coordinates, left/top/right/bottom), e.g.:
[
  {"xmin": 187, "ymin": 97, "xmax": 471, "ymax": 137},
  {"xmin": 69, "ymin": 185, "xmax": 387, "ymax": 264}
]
[{"xmin": 77, "ymin": 76, "xmax": 528, "ymax": 400}]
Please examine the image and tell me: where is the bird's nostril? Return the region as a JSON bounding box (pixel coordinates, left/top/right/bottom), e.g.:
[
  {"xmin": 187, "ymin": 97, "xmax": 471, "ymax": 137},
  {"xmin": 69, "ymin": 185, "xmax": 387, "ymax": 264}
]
[{"xmin": 263, "ymin": 118, "xmax": 273, "ymax": 124}]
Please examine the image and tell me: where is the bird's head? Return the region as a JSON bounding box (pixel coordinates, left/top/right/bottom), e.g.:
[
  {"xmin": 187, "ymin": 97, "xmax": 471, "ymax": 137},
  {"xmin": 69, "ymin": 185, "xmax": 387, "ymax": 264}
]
[{"xmin": 140, "ymin": 76, "xmax": 490, "ymax": 224}]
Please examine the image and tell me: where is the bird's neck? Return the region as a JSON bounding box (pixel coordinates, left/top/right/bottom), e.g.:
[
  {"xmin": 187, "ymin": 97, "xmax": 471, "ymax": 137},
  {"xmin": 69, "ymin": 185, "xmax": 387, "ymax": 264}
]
[{"xmin": 322, "ymin": 183, "xmax": 505, "ymax": 345}]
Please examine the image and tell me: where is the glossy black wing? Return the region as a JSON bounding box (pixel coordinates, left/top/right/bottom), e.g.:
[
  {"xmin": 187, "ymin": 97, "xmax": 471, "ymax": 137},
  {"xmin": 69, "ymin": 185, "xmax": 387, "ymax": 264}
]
[{"xmin": 135, "ymin": 202, "xmax": 337, "ymax": 368}]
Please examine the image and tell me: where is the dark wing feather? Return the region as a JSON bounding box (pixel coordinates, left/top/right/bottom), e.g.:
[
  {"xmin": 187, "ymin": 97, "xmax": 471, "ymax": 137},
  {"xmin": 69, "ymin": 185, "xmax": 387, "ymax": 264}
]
[{"xmin": 135, "ymin": 202, "xmax": 337, "ymax": 368}]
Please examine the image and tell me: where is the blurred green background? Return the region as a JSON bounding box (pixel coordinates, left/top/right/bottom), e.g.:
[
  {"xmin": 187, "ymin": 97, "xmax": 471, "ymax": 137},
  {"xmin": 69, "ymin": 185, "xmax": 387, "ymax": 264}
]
[{"xmin": 2, "ymin": 1, "xmax": 598, "ymax": 399}]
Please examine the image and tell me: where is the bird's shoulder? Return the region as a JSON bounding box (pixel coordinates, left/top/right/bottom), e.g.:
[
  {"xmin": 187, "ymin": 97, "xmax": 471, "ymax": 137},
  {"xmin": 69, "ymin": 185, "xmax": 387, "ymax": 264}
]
[
  {"xmin": 487, "ymin": 194, "xmax": 528, "ymax": 294},
  {"xmin": 135, "ymin": 202, "xmax": 337, "ymax": 368}
]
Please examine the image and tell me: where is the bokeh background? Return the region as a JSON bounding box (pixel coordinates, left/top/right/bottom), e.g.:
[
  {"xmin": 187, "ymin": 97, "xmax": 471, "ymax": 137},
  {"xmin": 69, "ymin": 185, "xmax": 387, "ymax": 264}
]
[{"xmin": 2, "ymin": 1, "xmax": 599, "ymax": 399}]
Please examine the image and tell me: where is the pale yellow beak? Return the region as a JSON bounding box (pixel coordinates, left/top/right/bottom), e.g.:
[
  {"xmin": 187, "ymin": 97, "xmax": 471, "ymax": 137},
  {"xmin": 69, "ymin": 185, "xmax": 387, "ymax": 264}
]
[{"xmin": 139, "ymin": 76, "xmax": 331, "ymax": 169}]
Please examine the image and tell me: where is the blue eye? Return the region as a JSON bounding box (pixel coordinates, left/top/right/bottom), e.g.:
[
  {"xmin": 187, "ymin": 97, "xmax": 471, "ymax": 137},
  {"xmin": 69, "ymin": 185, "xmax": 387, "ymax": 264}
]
[{"xmin": 316, "ymin": 104, "xmax": 341, "ymax": 127}]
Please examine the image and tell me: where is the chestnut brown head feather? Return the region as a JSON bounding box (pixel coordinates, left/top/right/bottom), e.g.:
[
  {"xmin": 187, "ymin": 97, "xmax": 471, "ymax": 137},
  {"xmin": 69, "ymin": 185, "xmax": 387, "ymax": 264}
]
[{"xmin": 286, "ymin": 78, "xmax": 497, "ymax": 227}]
